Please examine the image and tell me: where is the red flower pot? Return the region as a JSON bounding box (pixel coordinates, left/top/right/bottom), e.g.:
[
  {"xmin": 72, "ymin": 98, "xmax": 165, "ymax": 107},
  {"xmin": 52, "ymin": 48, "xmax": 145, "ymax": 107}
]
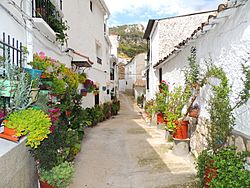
[
  {"xmin": 173, "ymin": 120, "xmax": 189, "ymax": 139},
  {"xmin": 205, "ymin": 160, "xmax": 217, "ymax": 188},
  {"xmin": 82, "ymin": 92, "xmax": 87, "ymax": 96},
  {"xmin": 40, "ymin": 180, "xmax": 57, "ymax": 188},
  {"xmin": 188, "ymin": 108, "xmax": 200, "ymax": 118},
  {"xmin": 65, "ymin": 110, "xmax": 72, "ymax": 117},
  {"xmin": 157, "ymin": 113, "xmax": 164, "ymax": 124}
]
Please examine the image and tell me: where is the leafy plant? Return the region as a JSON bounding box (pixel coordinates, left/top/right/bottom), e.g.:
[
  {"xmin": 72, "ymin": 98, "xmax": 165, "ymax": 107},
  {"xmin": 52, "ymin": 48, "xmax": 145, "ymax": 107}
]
[
  {"xmin": 5, "ymin": 108, "xmax": 52, "ymax": 148},
  {"xmin": 39, "ymin": 161, "xmax": 74, "ymax": 188},
  {"xmin": 144, "ymin": 99, "xmax": 155, "ymax": 118},
  {"xmin": 111, "ymin": 100, "xmax": 120, "ymax": 115},
  {"xmin": 154, "ymin": 92, "xmax": 167, "ymax": 113},
  {"xmin": 197, "ymin": 146, "xmax": 250, "ymax": 188},
  {"xmin": 52, "ymin": 77, "xmax": 66, "ymax": 95},
  {"xmin": 164, "ymin": 85, "xmax": 190, "ymax": 130}
]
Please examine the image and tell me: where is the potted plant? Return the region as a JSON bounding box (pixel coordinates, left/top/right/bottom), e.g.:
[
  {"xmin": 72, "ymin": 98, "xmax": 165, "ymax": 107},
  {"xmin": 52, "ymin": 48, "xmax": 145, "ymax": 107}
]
[
  {"xmin": 164, "ymin": 85, "xmax": 191, "ymax": 139},
  {"xmin": 196, "ymin": 63, "xmax": 250, "ymax": 187},
  {"xmin": 1, "ymin": 108, "xmax": 52, "ymax": 148},
  {"xmin": 39, "ymin": 161, "xmax": 74, "ymax": 188}
]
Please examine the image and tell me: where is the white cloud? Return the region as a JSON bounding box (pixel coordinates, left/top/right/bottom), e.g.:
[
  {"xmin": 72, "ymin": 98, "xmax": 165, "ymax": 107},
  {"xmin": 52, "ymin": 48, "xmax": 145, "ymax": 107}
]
[{"xmin": 105, "ymin": 0, "xmax": 223, "ymax": 18}]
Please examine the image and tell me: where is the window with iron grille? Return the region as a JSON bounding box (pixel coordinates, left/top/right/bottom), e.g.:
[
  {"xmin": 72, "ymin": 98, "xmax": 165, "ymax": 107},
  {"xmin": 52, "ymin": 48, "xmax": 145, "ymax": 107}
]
[{"xmin": 0, "ymin": 32, "xmax": 24, "ymax": 118}]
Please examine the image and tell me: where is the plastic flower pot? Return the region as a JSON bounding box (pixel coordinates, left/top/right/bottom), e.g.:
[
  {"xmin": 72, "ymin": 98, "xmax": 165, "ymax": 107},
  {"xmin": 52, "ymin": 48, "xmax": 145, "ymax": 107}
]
[
  {"xmin": 0, "ymin": 125, "xmax": 19, "ymax": 142},
  {"xmin": 173, "ymin": 120, "xmax": 189, "ymax": 139},
  {"xmin": 0, "ymin": 79, "xmax": 18, "ymax": 97},
  {"xmin": 24, "ymin": 68, "xmax": 43, "ymax": 80},
  {"xmin": 30, "ymin": 88, "xmax": 40, "ymax": 103},
  {"xmin": 156, "ymin": 113, "xmax": 164, "ymax": 124}
]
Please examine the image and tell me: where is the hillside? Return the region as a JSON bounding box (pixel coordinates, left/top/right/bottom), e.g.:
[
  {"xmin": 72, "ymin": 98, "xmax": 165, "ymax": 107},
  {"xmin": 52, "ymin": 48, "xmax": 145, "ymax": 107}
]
[{"xmin": 109, "ymin": 24, "xmax": 147, "ymax": 59}]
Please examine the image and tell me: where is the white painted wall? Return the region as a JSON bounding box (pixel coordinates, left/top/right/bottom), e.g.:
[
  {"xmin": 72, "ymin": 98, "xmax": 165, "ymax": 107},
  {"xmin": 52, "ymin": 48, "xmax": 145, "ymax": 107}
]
[
  {"xmin": 146, "ymin": 23, "xmax": 159, "ymax": 100},
  {"xmin": 157, "ymin": 1, "xmax": 250, "ymax": 136},
  {"xmin": 63, "ymin": 0, "xmax": 111, "ymax": 107},
  {"xmin": 119, "ymin": 79, "xmax": 126, "ymax": 92}
]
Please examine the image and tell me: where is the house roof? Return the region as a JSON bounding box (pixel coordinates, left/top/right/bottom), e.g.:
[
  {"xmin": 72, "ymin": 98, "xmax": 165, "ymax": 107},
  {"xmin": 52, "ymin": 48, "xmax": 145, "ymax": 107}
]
[
  {"xmin": 153, "ymin": 1, "xmax": 245, "ymax": 69},
  {"xmin": 97, "ymin": 0, "xmax": 110, "ymax": 16},
  {"xmin": 143, "ymin": 19, "xmax": 155, "ymax": 39}
]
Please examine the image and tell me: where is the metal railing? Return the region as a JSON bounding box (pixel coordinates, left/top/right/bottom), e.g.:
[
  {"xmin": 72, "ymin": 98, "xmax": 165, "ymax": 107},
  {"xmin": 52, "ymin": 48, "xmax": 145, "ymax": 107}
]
[
  {"xmin": 0, "ymin": 32, "xmax": 23, "ymax": 118},
  {"xmin": 32, "ymin": 0, "xmax": 63, "ymax": 32}
]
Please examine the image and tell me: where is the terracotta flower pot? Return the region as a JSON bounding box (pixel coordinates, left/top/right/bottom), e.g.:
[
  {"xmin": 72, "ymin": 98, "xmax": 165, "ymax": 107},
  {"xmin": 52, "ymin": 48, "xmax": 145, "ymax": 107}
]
[
  {"xmin": 157, "ymin": 113, "xmax": 164, "ymax": 124},
  {"xmin": 82, "ymin": 92, "xmax": 87, "ymax": 96},
  {"xmin": 65, "ymin": 110, "xmax": 72, "ymax": 117},
  {"xmin": 173, "ymin": 120, "xmax": 189, "ymax": 139},
  {"xmin": 188, "ymin": 108, "xmax": 200, "ymax": 118},
  {"xmin": 40, "ymin": 180, "xmax": 57, "ymax": 188},
  {"xmin": 205, "ymin": 160, "xmax": 217, "ymax": 188}
]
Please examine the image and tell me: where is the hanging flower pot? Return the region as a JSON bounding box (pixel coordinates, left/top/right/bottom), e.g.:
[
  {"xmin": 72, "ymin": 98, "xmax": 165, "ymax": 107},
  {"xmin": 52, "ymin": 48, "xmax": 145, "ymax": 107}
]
[
  {"xmin": 173, "ymin": 120, "xmax": 189, "ymax": 139},
  {"xmin": 24, "ymin": 68, "xmax": 43, "ymax": 80},
  {"xmin": 80, "ymin": 88, "xmax": 88, "ymax": 96}
]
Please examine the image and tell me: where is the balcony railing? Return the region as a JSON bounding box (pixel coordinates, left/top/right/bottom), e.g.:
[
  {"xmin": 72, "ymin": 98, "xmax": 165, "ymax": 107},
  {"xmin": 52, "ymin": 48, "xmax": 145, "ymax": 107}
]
[
  {"xmin": 97, "ymin": 57, "xmax": 102, "ymax": 64},
  {"xmin": 32, "ymin": 0, "xmax": 62, "ymax": 33}
]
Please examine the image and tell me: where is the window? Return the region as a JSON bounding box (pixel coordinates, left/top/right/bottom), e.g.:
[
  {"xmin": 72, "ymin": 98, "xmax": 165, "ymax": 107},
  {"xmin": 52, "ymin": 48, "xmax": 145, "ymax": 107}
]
[
  {"xmin": 146, "ymin": 69, "xmax": 149, "ymax": 89},
  {"xmin": 159, "ymin": 68, "xmax": 162, "ymax": 83},
  {"xmin": 96, "ymin": 43, "xmax": 102, "ymax": 64},
  {"xmin": 90, "ymin": 1, "xmax": 93, "ymax": 12}
]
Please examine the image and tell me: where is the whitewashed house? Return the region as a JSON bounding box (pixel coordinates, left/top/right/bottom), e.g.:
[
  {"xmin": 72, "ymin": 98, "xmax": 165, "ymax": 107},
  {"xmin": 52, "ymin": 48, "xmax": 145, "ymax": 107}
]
[
  {"xmin": 0, "ymin": 0, "xmax": 113, "ymax": 186},
  {"xmin": 145, "ymin": 0, "xmax": 250, "ymax": 157},
  {"xmin": 63, "ymin": 0, "xmax": 112, "ymax": 108},
  {"xmin": 124, "ymin": 53, "xmax": 146, "ymax": 98},
  {"xmin": 143, "ymin": 10, "xmax": 215, "ymax": 100},
  {"xmin": 109, "ymin": 34, "xmax": 119, "ymax": 99},
  {"xmin": 0, "ymin": 0, "xmax": 72, "ymax": 187}
]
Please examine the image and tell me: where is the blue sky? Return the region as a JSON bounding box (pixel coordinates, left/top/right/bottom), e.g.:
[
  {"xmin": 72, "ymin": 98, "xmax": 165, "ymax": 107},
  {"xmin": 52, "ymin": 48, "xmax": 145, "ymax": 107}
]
[{"xmin": 105, "ymin": 0, "xmax": 223, "ymax": 26}]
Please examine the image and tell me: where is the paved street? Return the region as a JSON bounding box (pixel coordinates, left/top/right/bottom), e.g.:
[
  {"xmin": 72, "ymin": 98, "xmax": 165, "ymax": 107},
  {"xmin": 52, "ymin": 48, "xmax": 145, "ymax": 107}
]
[{"xmin": 70, "ymin": 94, "xmax": 197, "ymax": 188}]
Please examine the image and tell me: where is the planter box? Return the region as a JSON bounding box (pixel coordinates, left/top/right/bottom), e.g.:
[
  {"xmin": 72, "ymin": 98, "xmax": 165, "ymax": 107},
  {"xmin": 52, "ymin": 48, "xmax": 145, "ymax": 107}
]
[{"xmin": 0, "ymin": 79, "xmax": 18, "ymax": 97}]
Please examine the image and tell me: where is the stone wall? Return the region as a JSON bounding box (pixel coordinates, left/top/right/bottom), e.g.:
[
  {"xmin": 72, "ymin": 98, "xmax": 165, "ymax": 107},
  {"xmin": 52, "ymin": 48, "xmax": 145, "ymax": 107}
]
[{"xmin": 0, "ymin": 140, "xmax": 37, "ymax": 188}]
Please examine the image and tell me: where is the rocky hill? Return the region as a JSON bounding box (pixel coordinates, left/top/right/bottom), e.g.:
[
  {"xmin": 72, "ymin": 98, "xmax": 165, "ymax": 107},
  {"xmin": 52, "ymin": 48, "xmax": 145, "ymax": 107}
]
[{"xmin": 109, "ymin": 24, "xmax": 147, "ymax": 59}]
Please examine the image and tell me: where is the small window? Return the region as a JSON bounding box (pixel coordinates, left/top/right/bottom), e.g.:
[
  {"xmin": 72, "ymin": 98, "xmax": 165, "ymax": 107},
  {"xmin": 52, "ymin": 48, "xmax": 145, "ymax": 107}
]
[
  {"xmin": 159, "ymin": 68, "xmax": 162, "ymax": 83},
  {"xmin": 146, "ymin": 69, "xmax": 149, "ymax": 89},
  {"xmin": 90, "ymin": 1, "xmax": 93, "ymax": 12}
]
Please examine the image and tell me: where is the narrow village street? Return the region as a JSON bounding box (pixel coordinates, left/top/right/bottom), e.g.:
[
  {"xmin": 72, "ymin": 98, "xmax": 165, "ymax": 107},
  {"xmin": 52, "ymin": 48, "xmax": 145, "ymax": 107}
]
[{"xmin": 70, "ymin": 93, "xmax": 197, "ymax": 188}]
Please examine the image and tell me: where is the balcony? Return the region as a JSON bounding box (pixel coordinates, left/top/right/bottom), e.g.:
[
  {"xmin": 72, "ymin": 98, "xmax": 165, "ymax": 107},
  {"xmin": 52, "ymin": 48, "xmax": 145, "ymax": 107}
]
[
  {"xmin": 32, "ymin": 0, "xmax": 64, "ymax": 41},
  {"xmin": 97, "ymin": 57, "xmax": 102, "ymax": 64}
]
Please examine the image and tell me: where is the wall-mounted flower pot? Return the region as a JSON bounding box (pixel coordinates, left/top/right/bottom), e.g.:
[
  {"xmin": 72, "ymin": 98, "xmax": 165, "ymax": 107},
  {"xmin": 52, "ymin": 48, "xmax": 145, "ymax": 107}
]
[
  {"xmin": 24, "ymin": 68, "xmax": 43, "ymax": 80},
  {"xmin": 173, "ymin": 120, "xmax": 189, "ymax": 139},
  {"xmin": 0, "ymin": 79, "xmax": 18, "ymax": 97}
]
